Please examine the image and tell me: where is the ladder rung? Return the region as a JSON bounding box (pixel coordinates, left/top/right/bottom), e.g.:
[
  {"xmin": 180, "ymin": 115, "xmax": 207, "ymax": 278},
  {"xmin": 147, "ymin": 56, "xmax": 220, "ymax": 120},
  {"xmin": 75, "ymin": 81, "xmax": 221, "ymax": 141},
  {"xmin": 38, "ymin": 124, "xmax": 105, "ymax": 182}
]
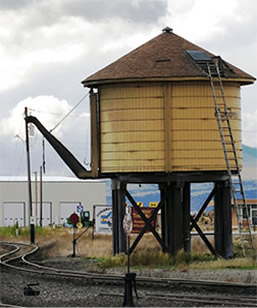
[{"xmin": 209, "ymin": 67, "xmax": 255, "ymax": 254}]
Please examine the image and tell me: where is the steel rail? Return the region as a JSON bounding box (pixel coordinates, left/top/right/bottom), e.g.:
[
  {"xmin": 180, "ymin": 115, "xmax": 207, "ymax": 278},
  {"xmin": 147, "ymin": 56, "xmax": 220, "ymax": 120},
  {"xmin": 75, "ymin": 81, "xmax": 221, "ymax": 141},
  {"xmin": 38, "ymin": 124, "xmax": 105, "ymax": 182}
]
[
  {"xmin": 0, "ymin": 242, "xmax": 20, "ymax": 263},
  {"xmin": 1, "ymin": 241, "xmax": 256, "ymax": 293},
  {"xmin": 98, "ymin": 291, "xmax": 257, "ymax": 307},
  {"xmin": 0, "ymin": 304, "xmax": 25, "ymax": 308},
  {"xmin": 144, "ymin": 293, "xmax": 257, "ymax": 307},
  {"xmin": 0, "ymin": 242, "xmax": 38, "ymax": 266}
]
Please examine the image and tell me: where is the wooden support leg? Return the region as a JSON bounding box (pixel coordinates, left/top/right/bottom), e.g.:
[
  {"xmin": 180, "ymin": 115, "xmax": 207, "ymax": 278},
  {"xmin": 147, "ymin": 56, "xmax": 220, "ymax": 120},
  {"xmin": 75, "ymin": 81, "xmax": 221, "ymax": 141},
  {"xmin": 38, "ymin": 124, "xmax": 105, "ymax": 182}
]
[
  {"xmin": 160, "ymin": 184, "xmax": 167, "ymax": 253},
  {"xmin": 166, "ymin": 182, "xmax": 183, "ymax": 255},
  {"xmin": 182, "ymin": 183, "xmax": 191, "ymax": 254},
  {"xmin": 112, "ymin": 179, "xmax": 126, "ymax": 255},
  {"xmin": 214, "ymin": 181, "xmax": 233, "ymax": 258}
]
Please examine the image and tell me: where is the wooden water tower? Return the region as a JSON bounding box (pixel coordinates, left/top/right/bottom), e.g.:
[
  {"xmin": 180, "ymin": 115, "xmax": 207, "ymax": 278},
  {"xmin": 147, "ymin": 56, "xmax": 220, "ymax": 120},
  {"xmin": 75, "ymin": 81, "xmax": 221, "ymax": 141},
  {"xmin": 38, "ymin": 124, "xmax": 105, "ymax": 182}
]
[{"xmin": 81, "ymin": 27, "xmax": 255, "ymax": 257}]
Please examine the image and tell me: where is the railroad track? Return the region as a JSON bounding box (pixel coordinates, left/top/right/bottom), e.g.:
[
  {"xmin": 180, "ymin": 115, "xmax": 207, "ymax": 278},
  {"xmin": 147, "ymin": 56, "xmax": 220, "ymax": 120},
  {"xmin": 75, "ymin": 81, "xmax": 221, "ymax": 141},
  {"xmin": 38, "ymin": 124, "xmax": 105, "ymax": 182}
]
[
  {"xmin": 1, "ymin": 241, "xmax": 256, "ymax": 307},
  {"xmin": 99, "ymin": 291, "xmax": 257, "ymax": 307}
]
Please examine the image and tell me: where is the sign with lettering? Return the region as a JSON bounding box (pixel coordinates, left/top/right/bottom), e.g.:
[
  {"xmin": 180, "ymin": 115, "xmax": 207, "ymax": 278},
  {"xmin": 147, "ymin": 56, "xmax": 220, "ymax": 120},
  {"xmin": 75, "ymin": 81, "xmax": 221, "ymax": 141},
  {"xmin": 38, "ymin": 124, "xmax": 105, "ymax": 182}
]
[
  {"xmin": 149, "ymin": 202, "xmax": 158, "ymax": 208},
  {"xmin": 95, "ymin": 205, "xmax": 112, "ymax": 234},
  {"xmin": 131, "ymin": 207, "xmax": 156, "ymax": 234}
]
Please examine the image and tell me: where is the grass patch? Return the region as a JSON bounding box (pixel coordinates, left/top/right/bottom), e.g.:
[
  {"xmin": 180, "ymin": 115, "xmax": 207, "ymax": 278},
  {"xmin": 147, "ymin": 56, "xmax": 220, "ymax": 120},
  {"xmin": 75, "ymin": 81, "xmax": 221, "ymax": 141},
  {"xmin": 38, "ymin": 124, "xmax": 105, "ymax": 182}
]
[
  {"xmin": 191, "ymin": 257, "xmax": 257, "ymax": 270},
  {"xmin": 99, "ymin": 249, "xmax": 216, "ymax": 269},
  {"xmin": 98, "ymin": 249, "xmax": 256, "ymax": 271},
  {"xmin": 0, "ymin": 226, "xmax": 30, "ymax": 237},
  {"xmin": 0, "ymin": 227, "xmax": 256, "ymax": 271},
  {"xmin": 0, "ymin": 226, "xmax": 59, "ymax": 238}
]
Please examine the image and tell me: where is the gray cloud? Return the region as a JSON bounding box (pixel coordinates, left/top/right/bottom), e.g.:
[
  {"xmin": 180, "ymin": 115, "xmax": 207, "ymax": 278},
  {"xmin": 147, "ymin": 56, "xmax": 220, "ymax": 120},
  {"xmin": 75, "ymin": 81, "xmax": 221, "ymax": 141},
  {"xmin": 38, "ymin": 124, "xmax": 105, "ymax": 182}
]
[
  {"xmin": 61, "ymin": 0, "xmax": 168, "ymax": 24},
  {"xmin": 0, "ymin": 0, "xmax": 32, "ymax": 10},
  {"xmin": 199, "ymin": 0, "xmax": 257, "ymax": 74},
  {"xmin": 2, "ymin": 0, "xmax": 168, "ymax": 30}
]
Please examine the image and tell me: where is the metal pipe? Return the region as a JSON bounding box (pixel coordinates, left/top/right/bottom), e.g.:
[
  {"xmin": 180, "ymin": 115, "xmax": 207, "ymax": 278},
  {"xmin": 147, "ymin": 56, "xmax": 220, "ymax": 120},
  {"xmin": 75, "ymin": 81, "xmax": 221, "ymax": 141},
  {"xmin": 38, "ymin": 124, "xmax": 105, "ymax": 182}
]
[
  {"xmin": 40, "ymin": 166, "xmax": 43, "ymax": 227},
  {"xmin": 25, "ymin": 115, "xmax": 97, "ymax": 179}
]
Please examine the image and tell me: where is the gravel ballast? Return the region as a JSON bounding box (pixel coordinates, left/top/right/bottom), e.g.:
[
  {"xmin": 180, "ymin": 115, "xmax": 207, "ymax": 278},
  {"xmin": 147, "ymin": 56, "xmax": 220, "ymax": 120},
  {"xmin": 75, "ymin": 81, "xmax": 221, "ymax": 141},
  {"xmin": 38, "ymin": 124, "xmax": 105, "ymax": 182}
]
[{"xmin": 1, "ymin": 256, "xmax": 256, "ymax": 307}]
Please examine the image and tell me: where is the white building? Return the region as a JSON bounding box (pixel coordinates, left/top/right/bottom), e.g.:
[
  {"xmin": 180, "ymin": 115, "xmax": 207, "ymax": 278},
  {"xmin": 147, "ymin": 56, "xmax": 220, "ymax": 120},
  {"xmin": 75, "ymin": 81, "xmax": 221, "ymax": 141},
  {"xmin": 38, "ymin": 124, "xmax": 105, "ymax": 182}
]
[{"xmin": 0, "ymin": 176, "xmax": 107, "ymax": 227}]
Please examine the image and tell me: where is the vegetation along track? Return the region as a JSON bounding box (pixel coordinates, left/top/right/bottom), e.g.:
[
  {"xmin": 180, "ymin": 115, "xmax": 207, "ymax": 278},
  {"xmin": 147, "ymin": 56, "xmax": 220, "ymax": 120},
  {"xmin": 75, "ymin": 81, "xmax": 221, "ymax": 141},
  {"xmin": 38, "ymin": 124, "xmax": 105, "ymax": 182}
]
[{"xmin": 0, "ymin": 241, "xmax": 256, "ymax": 307}]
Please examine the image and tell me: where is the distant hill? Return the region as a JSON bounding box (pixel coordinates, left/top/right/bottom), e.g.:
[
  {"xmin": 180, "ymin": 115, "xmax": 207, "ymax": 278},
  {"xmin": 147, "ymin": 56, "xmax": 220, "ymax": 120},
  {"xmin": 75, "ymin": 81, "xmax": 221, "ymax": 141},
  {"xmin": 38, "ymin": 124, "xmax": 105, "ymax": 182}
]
[
  {"xmin": 106, "ymin": 145, "xmax": 257, "ymax": 211},
  {"xmin": 242, "ymin": 145, "xmax": 257, "ymax": 180},
  {"xmin": 243, "ymin": 144, "xmax": 257, "ymax": 158}
]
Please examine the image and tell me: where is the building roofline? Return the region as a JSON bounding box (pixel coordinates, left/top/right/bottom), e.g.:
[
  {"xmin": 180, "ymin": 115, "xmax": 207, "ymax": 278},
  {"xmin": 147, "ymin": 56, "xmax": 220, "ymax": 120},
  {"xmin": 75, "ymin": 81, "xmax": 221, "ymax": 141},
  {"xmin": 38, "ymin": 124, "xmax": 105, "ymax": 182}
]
[
  {"xmin": 82, "ymin": 30, "xmax": 256, "ymax": 87},
  {"xmin": 0, "ymin": 176, "xmax": 107, "ymax": 183},
  {"xmin": 83, "ymin": 76, "xmax": 255, "ymax": 88}
]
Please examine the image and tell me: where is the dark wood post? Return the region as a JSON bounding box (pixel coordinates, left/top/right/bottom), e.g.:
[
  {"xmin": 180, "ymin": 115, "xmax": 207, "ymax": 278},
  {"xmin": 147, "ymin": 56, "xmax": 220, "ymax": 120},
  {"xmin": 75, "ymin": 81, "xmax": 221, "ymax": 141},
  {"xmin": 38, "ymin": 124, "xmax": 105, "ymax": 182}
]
[
  {"xmin": 112, "ymin": 179, "xmax": 126, "ymax": 255},
  {"xmin": 166, "ymin": 182, "xmax": 184, "ymax": 255},
  {"xmin": 160, "ymin": 183, "xmax": 167, "ymax": 252},
  {"xmin": 214, "ymin": 181, "xmax": 233, "ymax": 258},
  {"xmin": 182, "ymin": 183, "xmax": 191, "ymax": 253}
]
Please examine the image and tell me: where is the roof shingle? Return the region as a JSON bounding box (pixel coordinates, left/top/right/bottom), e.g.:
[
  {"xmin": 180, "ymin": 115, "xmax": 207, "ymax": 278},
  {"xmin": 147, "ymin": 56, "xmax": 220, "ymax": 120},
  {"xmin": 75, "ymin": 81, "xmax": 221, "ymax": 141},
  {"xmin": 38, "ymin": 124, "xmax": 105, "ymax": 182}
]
[{"xmin": 82, "ymin": 30, "xmax": 255, "ymax": 86}]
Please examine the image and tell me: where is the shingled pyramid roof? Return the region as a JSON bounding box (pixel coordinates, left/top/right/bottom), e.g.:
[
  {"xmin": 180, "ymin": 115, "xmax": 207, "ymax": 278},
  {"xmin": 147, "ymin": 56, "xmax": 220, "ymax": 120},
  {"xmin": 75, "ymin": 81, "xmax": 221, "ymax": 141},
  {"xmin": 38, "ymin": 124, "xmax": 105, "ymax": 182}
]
[{"xmin": 82, "ymin": 28, "xmax": 255, "ymax": 87}]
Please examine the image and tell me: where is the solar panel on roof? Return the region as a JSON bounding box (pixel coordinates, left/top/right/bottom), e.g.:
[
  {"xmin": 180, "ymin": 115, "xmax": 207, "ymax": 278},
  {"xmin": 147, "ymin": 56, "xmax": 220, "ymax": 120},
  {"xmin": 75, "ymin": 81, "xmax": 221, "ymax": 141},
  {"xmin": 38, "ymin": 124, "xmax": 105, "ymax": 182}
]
[{"xmin": 186, "ymin": 50, "xmax": 212, "ymax": 61}]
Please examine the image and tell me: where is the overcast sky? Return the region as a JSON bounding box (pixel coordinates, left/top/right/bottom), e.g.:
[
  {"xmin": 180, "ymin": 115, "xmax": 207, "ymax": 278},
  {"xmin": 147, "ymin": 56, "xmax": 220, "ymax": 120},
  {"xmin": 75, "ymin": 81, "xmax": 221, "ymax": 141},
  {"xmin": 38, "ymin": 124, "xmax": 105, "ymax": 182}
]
[{"xmin": 0, "ymin": 0, "xmax": 256, "ymax": 177}]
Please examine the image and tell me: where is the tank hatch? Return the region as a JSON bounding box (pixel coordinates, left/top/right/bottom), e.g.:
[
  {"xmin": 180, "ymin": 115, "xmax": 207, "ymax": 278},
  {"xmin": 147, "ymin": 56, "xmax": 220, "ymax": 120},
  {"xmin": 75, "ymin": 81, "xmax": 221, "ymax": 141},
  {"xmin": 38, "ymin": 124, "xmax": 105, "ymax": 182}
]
[{"xmin": 186, "ymin": 50, "xmax": 235, "ymax": 77}]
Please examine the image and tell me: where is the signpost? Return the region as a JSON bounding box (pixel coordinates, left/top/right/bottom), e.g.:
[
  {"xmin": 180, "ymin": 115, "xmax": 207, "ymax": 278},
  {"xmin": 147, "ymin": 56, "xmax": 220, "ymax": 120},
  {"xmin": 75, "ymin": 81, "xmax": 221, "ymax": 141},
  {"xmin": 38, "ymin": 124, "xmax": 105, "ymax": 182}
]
[
  {"xmin": 69, "ymin": 213, "xmax": 79, "ymax": 257},
  {"xmin": 69, "ymin": 212, "xmax": 94, "ymax": 257},
  {"xmin": 122, "ymin": 212, "xmax": 137, "ymax": 307},
  {"xmin": 25, "ymin": 107, "xmax": 34, "ymax": 244}
]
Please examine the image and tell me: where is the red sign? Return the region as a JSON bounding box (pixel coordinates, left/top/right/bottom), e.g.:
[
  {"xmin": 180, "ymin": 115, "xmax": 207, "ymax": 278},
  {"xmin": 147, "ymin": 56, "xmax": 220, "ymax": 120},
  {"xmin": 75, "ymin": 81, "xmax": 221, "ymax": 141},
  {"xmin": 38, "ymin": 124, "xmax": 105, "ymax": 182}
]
[
  {"xmin": 131, "ymin": 207, "xmax": 156, "ymax": 234},
  {"xmin": 69, "ymin": 213, "xmax": 79, "ymax": 225}
]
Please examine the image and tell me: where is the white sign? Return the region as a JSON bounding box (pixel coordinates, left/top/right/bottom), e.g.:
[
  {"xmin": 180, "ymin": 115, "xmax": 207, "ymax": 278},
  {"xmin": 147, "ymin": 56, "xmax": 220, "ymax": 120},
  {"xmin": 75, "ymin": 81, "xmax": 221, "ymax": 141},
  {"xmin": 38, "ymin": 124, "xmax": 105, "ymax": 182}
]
[
  {"xmin": 30, "ymin": 216, "xmax": 35, "ymax": 225},
  {"xmin": 123, "ymin": 213, "xmax": 133, "ymax": 234},
  {"xmin": 95, "ymin": 205, "xmax": 112, "ymax": 234},
  {"xmin": 77, "ymin": 205, "xmax": 84, "ymax": 213}
]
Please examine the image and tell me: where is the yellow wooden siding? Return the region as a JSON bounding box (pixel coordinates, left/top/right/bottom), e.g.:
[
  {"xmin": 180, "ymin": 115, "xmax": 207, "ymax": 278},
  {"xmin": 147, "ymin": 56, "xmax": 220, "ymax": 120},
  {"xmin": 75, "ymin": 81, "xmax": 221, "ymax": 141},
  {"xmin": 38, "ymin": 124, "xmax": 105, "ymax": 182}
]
[
  {"xmin": 169, "ymin": 81, "xmax": 241, "ymax": 171},
  {"xmin": 99, "ymin": 81, "xmax": 242, "ymax": 173},
  {"xmin": 100, "ymin": 83, "xmax": 165, "ymax": 172},
  {"xmin": 101, "ymin": 98, "xmax": 163, "ymax": 111},
  {"xmin": 100, "ymin": 82, "xmax": 164, "ymax": 99}
]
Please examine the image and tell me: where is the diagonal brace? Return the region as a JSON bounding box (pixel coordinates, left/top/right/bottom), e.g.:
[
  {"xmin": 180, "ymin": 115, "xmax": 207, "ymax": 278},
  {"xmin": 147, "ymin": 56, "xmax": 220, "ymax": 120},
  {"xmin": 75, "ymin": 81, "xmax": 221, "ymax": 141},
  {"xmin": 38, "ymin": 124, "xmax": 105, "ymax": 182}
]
[
  {"xmin": 190, "ymin": 216, "xmax": 218, "ymax": 257},
  {"xmin": 191, "ymin": 187, "xmax": 216, "ymax": 229},
  {"xmin": 125, "ymin": 189, "xmax": 166, "ymax": 253}
]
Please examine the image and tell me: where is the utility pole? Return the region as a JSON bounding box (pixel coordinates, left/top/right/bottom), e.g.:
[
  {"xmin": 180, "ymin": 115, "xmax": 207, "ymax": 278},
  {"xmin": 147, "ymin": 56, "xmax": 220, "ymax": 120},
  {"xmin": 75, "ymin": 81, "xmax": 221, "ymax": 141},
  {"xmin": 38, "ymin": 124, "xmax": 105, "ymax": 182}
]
[
  {"xmin": 25, "ymin": 107, "xmax": 35, "ymax": 244},
  {"xmin": 34, "ymin": 171, "xmax": 38, "ymax": 227},
  {"xmin": 40, "ymin": 166, "xmax": 43, "ymax": 227}
]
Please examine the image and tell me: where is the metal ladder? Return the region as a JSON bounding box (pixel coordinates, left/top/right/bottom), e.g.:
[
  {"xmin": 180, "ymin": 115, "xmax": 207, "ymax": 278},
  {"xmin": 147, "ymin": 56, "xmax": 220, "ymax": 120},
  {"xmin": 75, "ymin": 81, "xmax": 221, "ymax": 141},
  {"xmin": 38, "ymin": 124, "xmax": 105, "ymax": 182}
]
[{"xmin": 207, "ymin": 62, "xmax": 255, "ymax": 257}]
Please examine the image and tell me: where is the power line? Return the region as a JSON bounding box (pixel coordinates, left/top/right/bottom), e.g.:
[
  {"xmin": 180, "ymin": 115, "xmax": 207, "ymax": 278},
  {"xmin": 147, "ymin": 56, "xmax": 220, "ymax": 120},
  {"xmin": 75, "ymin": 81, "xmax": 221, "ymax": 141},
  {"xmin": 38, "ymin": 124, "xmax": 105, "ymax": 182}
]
[
  {"xmin": 42, "ymin": 91, "xmax": 89, "ymax": 174},
  {"xmin": 49, "ymin": 91, "xmax": 89, "ymax": 133}
]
